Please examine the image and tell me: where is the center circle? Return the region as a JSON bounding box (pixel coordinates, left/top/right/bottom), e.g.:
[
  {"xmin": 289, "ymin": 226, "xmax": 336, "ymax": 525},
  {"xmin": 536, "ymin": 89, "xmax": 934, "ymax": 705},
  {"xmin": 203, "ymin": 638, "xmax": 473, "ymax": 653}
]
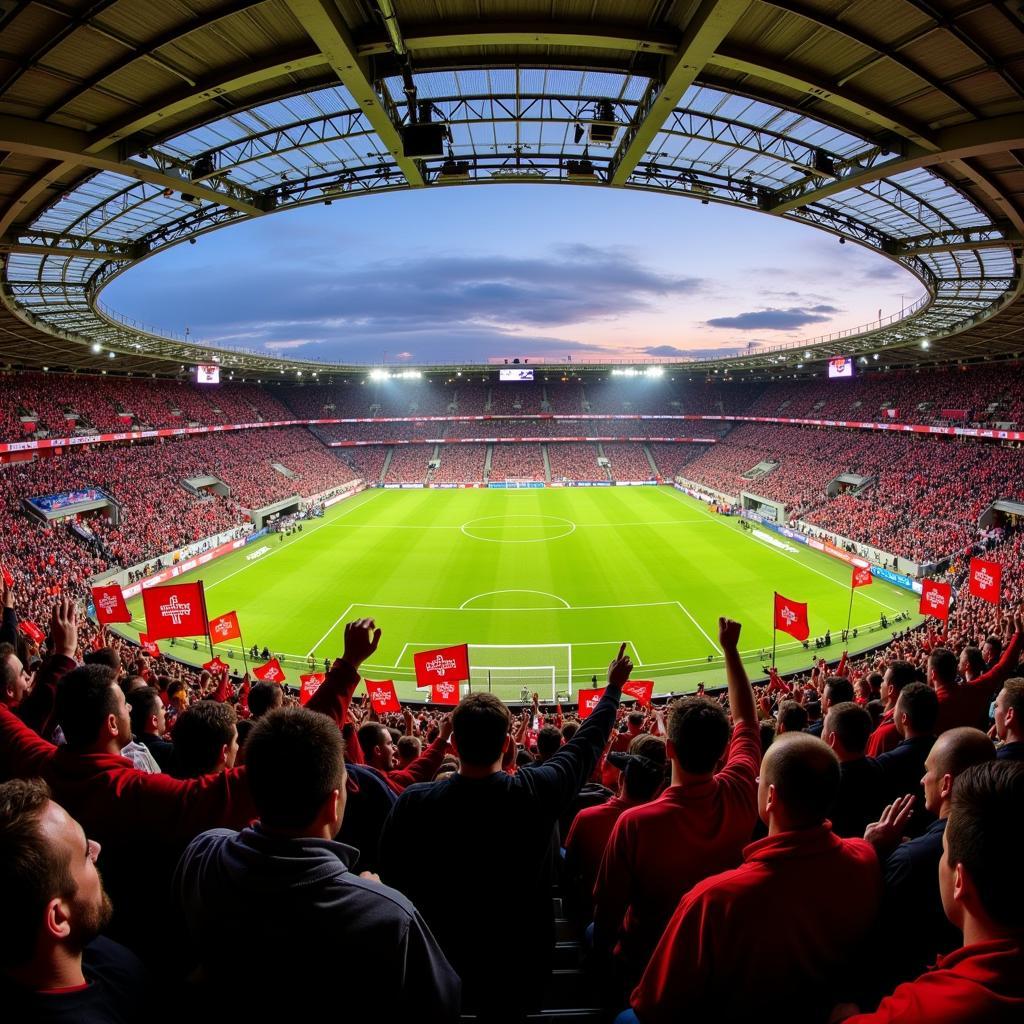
[{"xmin": 460, "ymin": 514, "xmax": 577, "ymax": 543}]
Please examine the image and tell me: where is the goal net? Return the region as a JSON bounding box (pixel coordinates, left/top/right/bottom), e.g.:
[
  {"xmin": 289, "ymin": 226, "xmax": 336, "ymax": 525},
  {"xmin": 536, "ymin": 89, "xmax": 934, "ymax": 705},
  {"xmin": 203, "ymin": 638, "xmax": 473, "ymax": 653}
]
[{"xmin": 467, "ymin": 643, "xmax": 572, "ymax": 702}]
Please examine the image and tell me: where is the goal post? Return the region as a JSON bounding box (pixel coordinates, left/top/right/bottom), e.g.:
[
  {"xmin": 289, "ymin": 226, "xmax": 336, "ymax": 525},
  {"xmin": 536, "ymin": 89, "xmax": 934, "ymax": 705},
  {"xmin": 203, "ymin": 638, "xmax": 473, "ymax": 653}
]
[{"xmin": 467, "ymin": 643, "xmax": 573, "ymax": 702}]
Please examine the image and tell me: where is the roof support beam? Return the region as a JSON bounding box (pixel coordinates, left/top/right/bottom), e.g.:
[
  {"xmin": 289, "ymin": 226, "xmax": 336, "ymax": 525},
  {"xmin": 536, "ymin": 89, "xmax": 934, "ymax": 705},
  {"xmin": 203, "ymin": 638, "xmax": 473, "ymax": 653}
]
[
  {"xmin": 356, "ymin": 21, "xmax": 680, "ymax": 59},
  {"xmin": 770, "ymin": 114, "xmax": 1024, "ymax": 214},
  {"xmin": 608, "ymin": 0, "xmax": 749, "ymax": 186},
  {"xmin": 284, "ymin": 0, "xmax": 424, "ymax": 187}
]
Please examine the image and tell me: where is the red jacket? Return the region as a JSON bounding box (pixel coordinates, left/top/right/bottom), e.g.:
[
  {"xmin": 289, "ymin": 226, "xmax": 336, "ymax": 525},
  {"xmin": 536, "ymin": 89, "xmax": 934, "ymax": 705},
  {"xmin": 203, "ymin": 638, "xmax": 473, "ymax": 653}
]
[
  {"xmin": 632, "ymin": 824, "xmax": 881, "ymax": 1024},
  {"xmin": 935, "ymin": 631, "xmax": 1022, "ymax": 735},
  {"xmin": 845, "ymin": 940, "xmax": 1024, "ymax": 1023},
  {"xmin": 867, "ymin": 711, "xmax": 900, "ymax": 757},
  {"xmin": 381, "ymin": 736, "xmax": 450, "ymax": 794}
]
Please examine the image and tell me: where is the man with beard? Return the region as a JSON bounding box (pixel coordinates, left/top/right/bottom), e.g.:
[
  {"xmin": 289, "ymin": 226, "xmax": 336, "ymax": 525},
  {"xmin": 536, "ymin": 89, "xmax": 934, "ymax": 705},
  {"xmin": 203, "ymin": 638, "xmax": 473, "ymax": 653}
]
[{"xmin": 0, "ymin": 778, "xmax": 151, "ymax": 1022}]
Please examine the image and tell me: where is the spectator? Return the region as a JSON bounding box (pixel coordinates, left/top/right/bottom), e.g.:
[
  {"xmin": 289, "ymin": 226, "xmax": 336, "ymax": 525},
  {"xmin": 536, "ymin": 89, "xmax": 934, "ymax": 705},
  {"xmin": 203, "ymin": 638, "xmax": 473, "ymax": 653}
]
[
  {"xmin": 173, "ymin": 706, "xmax": 459, "ymax": 1018},
  {"xmin": 128, "ymin": 686, "xmax": 174, "ymax": 773},
  {"xmin": 864, "ymin": 727, "xmax": 996, "ymax": 996},
  {"xmin": 170, "ymin": 702, "xmax": 238, "ymax": 779},
  {"xmin": 807, "ymin": 675, "xmax": 855, "ymax": 737},
  {"xmin": 840, "ymin": 762, "xmax": 1024, "ymax": 1022},
  {"xmin": 776, "ymin": 698, "xmax": 809, "ymax": 734},
  {"xmin": 379, "ymin": 644, "xmax": 632, "ymax": 1020},
  {"xmin": 627, "ymin": 733, "xmax": 881, "ymax": 1023},
  {"xmin": 356, "ymin": 717, "xmax": 453, "ymax": 794},
  {"xmin": 873, "ymin": 682, "xmax": 938, "ymax": 829},
  {"xmin": 823, "ymin": 701, "xmax": 884, "ymax": 838},
  {"xmin": 0, "ymin": 778, "xmax": 152, "ymax": 1022},
  {"xmin": 994, "ymin": 678, "xmax": 1024, "ymax": 760},
  {"xmin": 396, "ymin": 734, "xmax": 422, "ymax": 769},
  {"xmin": 246, "ymin": 680, "xmax": 283, "ymax": 719},
  {"xmin": 866, "ymin": 660, "xmax": 921, "ymax": 756},
  {"xmin": 592, "ymin": 618, "xmax": 759, "ymax": 987}
]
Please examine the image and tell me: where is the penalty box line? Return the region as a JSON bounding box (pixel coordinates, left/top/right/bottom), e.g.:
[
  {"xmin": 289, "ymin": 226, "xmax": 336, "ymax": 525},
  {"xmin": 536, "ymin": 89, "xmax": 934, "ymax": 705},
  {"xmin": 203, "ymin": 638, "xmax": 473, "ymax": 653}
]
[{"xmin": 393, "ymin": 638, "xmax": 646, "ymax": 667}]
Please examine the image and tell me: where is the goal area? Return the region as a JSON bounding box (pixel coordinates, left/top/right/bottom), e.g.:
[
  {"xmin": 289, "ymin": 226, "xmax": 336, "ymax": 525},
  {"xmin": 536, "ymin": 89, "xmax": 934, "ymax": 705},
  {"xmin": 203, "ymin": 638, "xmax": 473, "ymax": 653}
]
[{"xmin": 467, "ymin": 643, "xmax": 572, "ymax": 702}]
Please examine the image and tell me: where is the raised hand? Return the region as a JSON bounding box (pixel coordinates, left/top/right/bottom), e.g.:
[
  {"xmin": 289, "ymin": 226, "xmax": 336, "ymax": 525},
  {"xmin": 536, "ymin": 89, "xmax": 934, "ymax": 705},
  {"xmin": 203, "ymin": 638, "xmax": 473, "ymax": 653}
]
[
  {"xmin": 607, "ymin": 642, "xmax": 633, "ymax": 690},
  {"xmin": 342, "ymin": 618, "xmax": 381, "ymax": 670},
  {"xmin": 718, "ymin": 617, "xmax": 741, "ymax": 652},
  {"xmin": 864, "ymin": 794, "xmax": 915, "ymax": 853},
  {"xmin": 50, "ymin": 596, "xmax": 79, "ymax": 659},
  {"xmin": 439, "ymin": 713, "xmax": 454, "ymax": 742}
]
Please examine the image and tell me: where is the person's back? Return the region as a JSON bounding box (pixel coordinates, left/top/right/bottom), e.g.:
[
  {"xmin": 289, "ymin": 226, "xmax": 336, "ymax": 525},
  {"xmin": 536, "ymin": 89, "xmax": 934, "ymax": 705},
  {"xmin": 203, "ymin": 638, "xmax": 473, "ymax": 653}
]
[
  {"xmin": 629, "ymin": 734, "xmax": 881, "ymax": 1024},
  {"xmin": 823, "ymin": 702, "xmax": 884, "ymax": 838},
  {"xmin": 380, "ymin": 649, "xmax": 631, "ymax": 1018},
  {"xmin": 175, "ymin": 705, "xmax": 458, "ymax": 1018}
]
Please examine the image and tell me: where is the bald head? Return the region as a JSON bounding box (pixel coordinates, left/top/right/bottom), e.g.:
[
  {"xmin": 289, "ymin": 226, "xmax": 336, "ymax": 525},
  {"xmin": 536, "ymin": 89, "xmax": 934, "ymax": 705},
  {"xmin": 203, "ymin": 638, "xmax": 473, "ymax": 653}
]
[
  {"xmin": 759, "ymin": 733, "xmax": 840, "ymax": 831},
  {"xmin": 922, "ymin": 727, "xmax": 996, "ymax": 818}
]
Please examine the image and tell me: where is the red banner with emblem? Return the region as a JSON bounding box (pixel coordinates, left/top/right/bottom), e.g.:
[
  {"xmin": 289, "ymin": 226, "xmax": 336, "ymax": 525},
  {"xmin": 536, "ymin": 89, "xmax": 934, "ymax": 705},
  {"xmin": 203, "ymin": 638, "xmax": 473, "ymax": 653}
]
[
  {"xmin": 253, "ymin": 658, "xmax": 286, "ymax": 684},
  {"xmin": 203, "ymin": 656, "xmax": 230, "ymax": 678},
  {"xmin": 431, "ymin": 680, "xmax": 461, "ymax": 705},
  {"xmin": 851, "ymin": 566, "xmax": 873, "ymax": 588},
  {"xmin": 299, "ymin": 673, "xmax": 325, "ymax": 705},
  {"xmin": 91, "ymin": 584, "xmax": 132, "ymax": 624},
  {"xmin": 141, "ymin": 581, "xmax": 209, "ymax": 639},
  {"xmin": 774, "ymin": 592, "xmax": 810, "ymax": 641},
  {"xmin": 138, "ymin": 633, "xmax": 161, "ymax": 656},
  {"xmin": 208, "ymin": 610, "xmax": 241, "ymax": 644},
  {"xmin": 919, "ymin": 579, "xmax": 952, "ymax": 620},
  {"xmin": 967, "ymin": 558, "xmax": 1001, "ymax": 605},
  {"xmin": 577, "ymin": 687, "xmax": 606, "ymax": 719},
  {"xmin": 365, "ymin": 678, "xmax": 401, "ymax": 713},
  {"xmin": 623, "ymin": 680, "xmax": 654, "ymax": 706},
  {"xmin": 414, "ymin": 644, "xmax": 470, "ymax": 689}
]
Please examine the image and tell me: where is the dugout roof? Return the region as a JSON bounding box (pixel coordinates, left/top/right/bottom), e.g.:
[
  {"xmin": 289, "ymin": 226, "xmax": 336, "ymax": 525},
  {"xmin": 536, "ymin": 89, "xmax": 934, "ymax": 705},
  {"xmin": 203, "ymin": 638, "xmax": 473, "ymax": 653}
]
[{"xmin": 0, "ymin": 0, "xmax": 1021, "ymax": 378}]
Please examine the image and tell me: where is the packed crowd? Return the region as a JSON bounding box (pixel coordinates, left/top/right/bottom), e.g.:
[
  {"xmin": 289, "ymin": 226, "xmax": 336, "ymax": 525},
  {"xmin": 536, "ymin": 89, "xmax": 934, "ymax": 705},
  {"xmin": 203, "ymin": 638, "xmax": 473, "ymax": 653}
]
[
  {"xmin": 488, "ymin": 443, "xmax": 546, "ymax": 481},
  {"xmin": 547, "ymin": 443, "xmax": 604, "ymax": 482},
  {"xmin": 383, "ymin": 445, "xmax": 434, "ymax": 484},
  {"xmin": 602, "ymin": 444, "xmax": 656, "ymax": 481},
  {"xmin": 1, "ymin": 582, "xmax": 1021, "ymax": 1023},
  {"xmin": 430, "ymin": 445, "xmax": 487, "ymax": 484}
]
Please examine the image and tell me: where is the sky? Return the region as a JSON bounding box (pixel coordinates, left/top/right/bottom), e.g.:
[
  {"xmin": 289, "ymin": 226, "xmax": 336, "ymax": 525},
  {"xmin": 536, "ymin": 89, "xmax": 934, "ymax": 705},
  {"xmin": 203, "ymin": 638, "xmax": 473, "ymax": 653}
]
[{"xmin": 103, "ymin": 185, "xmax": 922, "ymax": 365}]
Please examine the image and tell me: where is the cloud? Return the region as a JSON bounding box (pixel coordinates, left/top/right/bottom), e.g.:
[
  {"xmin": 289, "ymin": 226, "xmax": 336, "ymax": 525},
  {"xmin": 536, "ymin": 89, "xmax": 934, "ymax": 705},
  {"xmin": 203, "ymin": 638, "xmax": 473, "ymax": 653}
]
[{"xmin": 705, "ymin": 305, "xmax": 839, "ymax": 331}]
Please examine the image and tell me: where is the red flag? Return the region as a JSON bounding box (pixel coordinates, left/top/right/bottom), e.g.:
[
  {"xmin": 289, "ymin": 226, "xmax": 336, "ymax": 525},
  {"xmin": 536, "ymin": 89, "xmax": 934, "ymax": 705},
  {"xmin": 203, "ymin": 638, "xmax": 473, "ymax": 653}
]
[
  {"xmin": 203, "ymin": 656, "xmax": 230, "ymax": 679},
  {"xmin": 299, "ymin": 673, "xmax": 325, "ymax": 705},
  {"xmin": 18, "ymin": 620, "xmax": 46, "ymax": 645},
  {"xmin": 851, "ymin": 566, "xmax": 873, "ymax": 588},
  {"xmin": 365, "ymin": 678, "xmax": 401, "ymax": 714},
  {"xmin": 91, "ymin": 583, "xmax": 131, "ymax": 624},
  {"xmin": 414, "ymin": 644, "xmax": 470, "ymax": 689},
  {"xmin": 90, "ymin": 634, "xmax": 105, "ymax": 652},
  {"xmin": 623, "ymin": 680, "xmax": 654, "ymax": 706},
  {"xmin": 968, "ymin": 558, "xmax": 1001, "ymax": 605},
  {"xmin": 141, "ymin": 581, "xmax": 209, "ymax": 639},
  {"xmin": 774, "ymin": 592, "xmax": 810, "ymax": 641},
  {"xmin": 138, "ymin": 633, "xmax": 161, "ymax": 656},
  {"xmin": 212, "ymin": 673, "xmax": 232, "ymax": 703},
  {"xmin": 208, "ymin": 610, "xmax": 241, "ymax": 644},
  {"xmin": 919, "ymin": 579, "xmax": 952, "ymax": 621},
  {"xmin": 577, "ymin": 687, "xmax": 606, "ymax": 719},
  {"xmin": 253, "ymin": 658, "xmax": 286, "ymax": 684},
  {"xmin": 238, "ymin": 676, "xmax": 250, "ymax": 716},
  {"xmin": 430, "ymin": 679, "xmax": 461, "ymax": 705},
  {"xmin": 0, "ymin": 562, "xmax": 13, "ymax": 587}
]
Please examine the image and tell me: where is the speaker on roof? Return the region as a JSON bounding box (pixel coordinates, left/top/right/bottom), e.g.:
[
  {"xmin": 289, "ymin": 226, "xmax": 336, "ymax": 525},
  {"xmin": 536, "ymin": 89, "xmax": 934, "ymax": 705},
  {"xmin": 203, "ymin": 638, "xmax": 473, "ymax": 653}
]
[{"xmin": 401, "ymin": 122, "xmax": 445, "ymax": 158}]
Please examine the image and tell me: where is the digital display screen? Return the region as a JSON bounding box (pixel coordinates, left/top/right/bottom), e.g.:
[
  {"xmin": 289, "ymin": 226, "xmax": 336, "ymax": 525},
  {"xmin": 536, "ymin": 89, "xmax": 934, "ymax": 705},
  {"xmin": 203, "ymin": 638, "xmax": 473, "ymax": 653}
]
[
  {"xmin": 828, "ymin": 357, "xmax": 854, "ymax": 379},
  {"xmin": 500, "ymin": 368, "xmax": 534, "ymax": 381},
  {"xmin": 196, "ymin": 364, "xmax": 220, "ymax": 384}
]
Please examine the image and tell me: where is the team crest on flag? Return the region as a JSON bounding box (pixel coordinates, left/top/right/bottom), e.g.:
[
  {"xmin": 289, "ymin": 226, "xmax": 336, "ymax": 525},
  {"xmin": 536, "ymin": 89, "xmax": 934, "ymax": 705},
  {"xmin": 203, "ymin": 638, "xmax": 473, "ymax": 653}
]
[
  {"xmin": 254, "ymin": 658, "xmax": 286, "ymax": 684},
  {"xmin": 202, "ymin": 656, "xmax": 230, "ymax": 678},
  {"xmin": 414, "ymin": 644, "xmax": 470, "ymax": 689},
  {"xmin": 138, "ymin": 633, "xmax": 161, "ymax": 656},
  {"xmin": 623, "ymin": 680, "xmax": 654, "ymax": 706},
  {"xmin": 968, "ymin": 558, "xmax": 1001, "ymax": 605},
  {"xmin": 299, "ymin": 673, "xmax": 325, "ymax": 705},
  {"xmin": 851, "ymin": 566, "xmax": 873, "ymax": 588},
  {"xmin": 208, "ymin": 610, "xmax": 241, "ymax": 644},
  {"xmin": 91, "ymin": 584, "xmax": 131, "ymax": 624},
  {"xmin": 774, "ymin": 593, "xmax": 810, "ymax": 642},
  {"xmin": 577, "ymin": 688, "xmax": 606, "ymax": 719},
  {"xmin": 919, "ymin": 579, "xmax": 952, "ymax": 620},
  {"xmin": 365, "ymin": 679, "xmax": 401, "ymax": 714},
  {"xmin": 141, "ymin": 581, "xmax": 209, "ymax": 639},
  {"xmin": 431, "ymin": 680, "xmax": 460, "ymax": 705}
]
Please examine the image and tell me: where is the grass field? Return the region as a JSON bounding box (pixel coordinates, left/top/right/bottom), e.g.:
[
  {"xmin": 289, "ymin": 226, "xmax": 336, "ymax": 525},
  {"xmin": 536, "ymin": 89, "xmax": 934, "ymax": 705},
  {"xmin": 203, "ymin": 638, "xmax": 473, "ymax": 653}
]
[{"xmin": 117, "ymin": 486, "xmax": 922, "ymax": 701}]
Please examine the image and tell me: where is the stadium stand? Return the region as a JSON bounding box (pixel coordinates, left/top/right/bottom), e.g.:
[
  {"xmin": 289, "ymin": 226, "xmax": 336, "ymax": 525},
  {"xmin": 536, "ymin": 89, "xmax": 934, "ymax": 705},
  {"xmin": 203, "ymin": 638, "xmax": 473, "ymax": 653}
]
[{"xmin": 547, "ymin": 442, "xmax": 604, "ymax": 481}]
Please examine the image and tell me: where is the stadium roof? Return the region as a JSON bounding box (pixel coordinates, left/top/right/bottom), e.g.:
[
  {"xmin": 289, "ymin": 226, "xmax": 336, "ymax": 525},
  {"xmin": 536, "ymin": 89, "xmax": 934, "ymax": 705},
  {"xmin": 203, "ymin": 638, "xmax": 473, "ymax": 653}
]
[{"xmin": 0, "ymin": 0, "xmax": 1021, "ymax": 378}]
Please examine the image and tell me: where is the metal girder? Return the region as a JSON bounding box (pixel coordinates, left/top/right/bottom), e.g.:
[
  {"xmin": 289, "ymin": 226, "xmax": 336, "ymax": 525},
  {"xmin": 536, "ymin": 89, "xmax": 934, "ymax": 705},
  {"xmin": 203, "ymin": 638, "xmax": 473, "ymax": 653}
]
[
  {"xmin": 770, "ymin": 115, "xmax": 1024, "ymax": 214},
  {"xmin": 355, "ymin": 21, "xmax": 680, "ymax": 59},
  {"xmin": 898, "ymin": 236, "xmax": 1022, "ymax": 256},
  {"xmin": 609, "ymin": 0, "xmax": 749, "ymax": 187},
  {"xmin": 0, "ymin": 115, "xmax": 271, "ymax": 235},
  {"xmin": 0, "ymin": 242, "xmax": 135, "ymax": 261},
  {"xmin": 284, "ymin": 0, "xmax": 424, "ymax": 187}
]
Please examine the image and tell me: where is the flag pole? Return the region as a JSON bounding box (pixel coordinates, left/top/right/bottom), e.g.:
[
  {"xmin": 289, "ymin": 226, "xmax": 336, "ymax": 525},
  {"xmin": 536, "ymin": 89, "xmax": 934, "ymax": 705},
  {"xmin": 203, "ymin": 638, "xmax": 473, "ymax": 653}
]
[
  {"xmin": 845, "ymin": 579, "xmax": 855, "ymax": 641},
  {"xmin": 237, "ymin": 620, "xmax": 250, "ymax": 676},
  {"xmin": 772, "ymin": 591, "xmax": 777, "ymax": 668},
  {"xmin": 198, "ymin": 581, "xmax": 215, "ymax": 662}
]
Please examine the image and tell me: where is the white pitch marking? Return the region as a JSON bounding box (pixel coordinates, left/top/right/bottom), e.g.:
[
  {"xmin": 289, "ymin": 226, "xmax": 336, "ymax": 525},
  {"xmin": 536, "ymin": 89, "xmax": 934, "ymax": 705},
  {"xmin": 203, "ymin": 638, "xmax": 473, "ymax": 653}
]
[
  {"xmin": 459, "ymin": 589, "xmax": 572, "ymax": 610},
  {"xmin": 656, "ymin": 487, "xmax": 901, "ymax": 613},
  {"xmin": 305, "ymin": 603, "xmax": 354, "ymax": 658},
  {"xmin": 673, "ymin": 601, "xmax": 723, "ymax": 655}
]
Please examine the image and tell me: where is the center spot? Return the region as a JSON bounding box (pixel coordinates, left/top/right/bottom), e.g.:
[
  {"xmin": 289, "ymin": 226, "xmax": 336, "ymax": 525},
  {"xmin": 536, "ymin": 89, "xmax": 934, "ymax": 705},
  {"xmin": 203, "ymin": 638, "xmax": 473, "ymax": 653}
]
[{"xmin": 460, "ymin": 514, "xmax": 577, "ymax": 543}]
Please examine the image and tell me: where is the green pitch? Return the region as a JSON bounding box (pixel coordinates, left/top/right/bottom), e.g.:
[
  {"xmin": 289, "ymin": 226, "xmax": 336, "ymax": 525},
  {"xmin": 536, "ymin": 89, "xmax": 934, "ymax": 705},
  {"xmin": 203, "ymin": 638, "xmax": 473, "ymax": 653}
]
[{"xmin": 118, "ymin": 486, "xmax": 922, "ymax": 701}]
